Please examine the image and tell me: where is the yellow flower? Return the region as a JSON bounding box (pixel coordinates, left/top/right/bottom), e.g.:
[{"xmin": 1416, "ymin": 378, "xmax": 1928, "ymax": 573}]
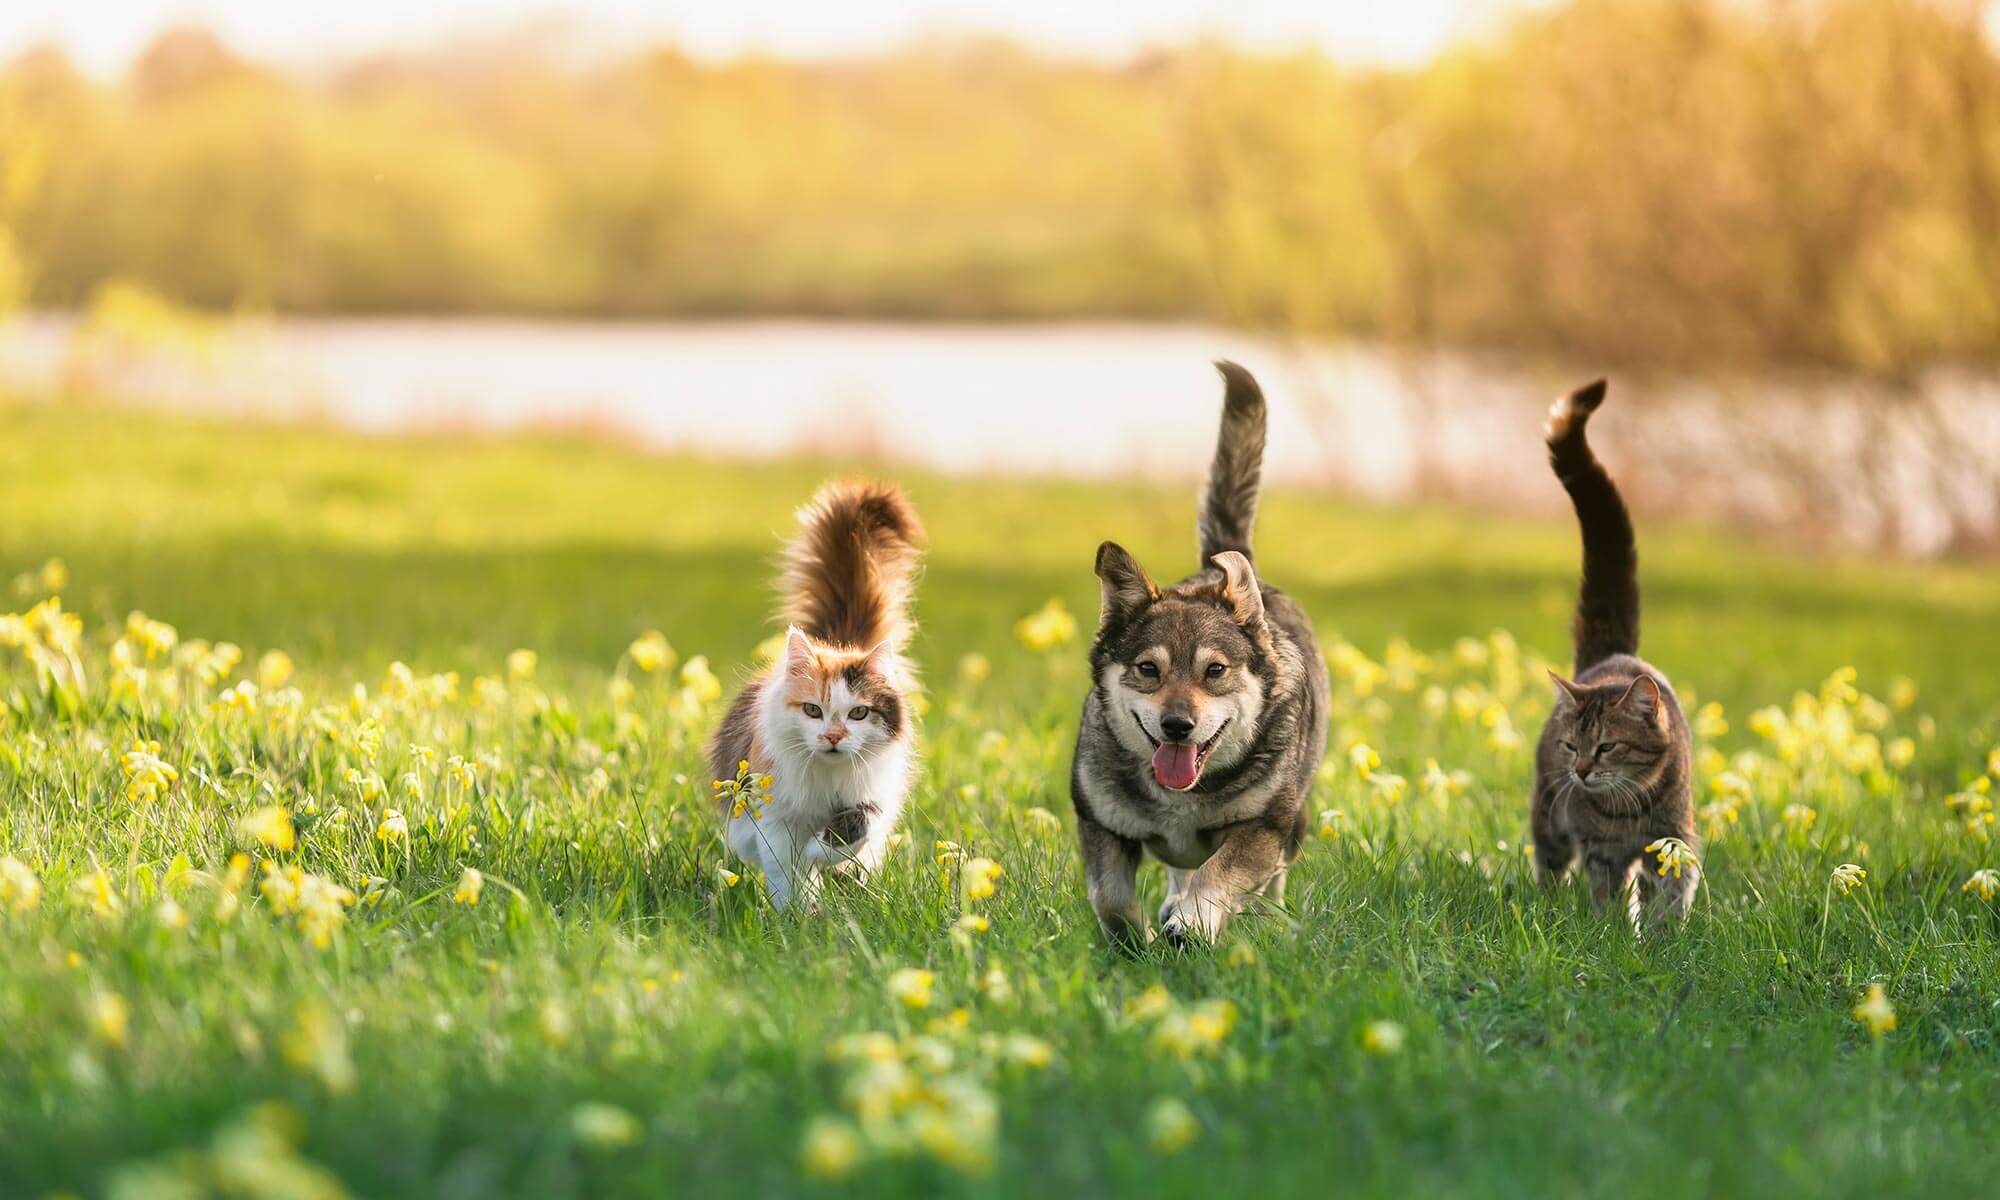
[
  {"xmin": 120, "ymin": 738, "xmax": 179, "ymax": 804},
  {"xmin": 680, "ymin": 656, "xmax": 722, "ymax": 704},
  {"xmin": 73, "ymin": 867, "xmax": 123, "ymax": 918},
  {"xmin": 1347, "ymin": 743, "xmax": 1380, "ymax": 777},
  {"xmin": 1990, "ymin": 747, "xmax": 2000, "ymax": 778},
  {"xmin": 716, "ymin": 866, "xmax": 741, "ymax": 888},
  {"xmin": 1781, "ymin": 804, "xmax": 1817, "ymax": 836},
  {"xmin": 1693, "ymin": 701, "xmax": 1728, "ymax": 740},
  {"xmin": 1852, "ymin": 983, "xmax": 1896, "ymax": 1038},
  {"xmin": 1888, "ymin": 675, "xmax": 1919, "ymax": 711},
  {"xmin": 888, "ymin": 967, "xmax": 935, "ymax": 1010},
  {"xmin": 88, "ymin": 991, "xmax": 131, "ymax": 1049},
  {"xmin": 157, "ymin": 897, "xmax": 189, "ymax": 930},
  {"xmin": 260, "ymin": 862, "xmax": 304, "ymax": 914},
  {"xmin": 375, "ymin": 809, "xmax": 409, "ymax": 844},
  {"xmin": 801, "ymin": 1116, "xmax": 863, "ymax": 1180},
  {"xmin": 1146, "ymin": 1097, "xmax": 1200, "ymax": 1155},
  {"xmin": 1885, "ymin": 737, "xmax": 1916, "ymax": 769},
  {"xmin": 954, "ymin": 913, "xmax": 990, "ymax": 935},
  {"xmin": 961, "ymin": 857, "xmax": 1004, "ymax": 901},
  {"xmin": 606, "ymin": 676, "xmax": 636, "ymax": 704},
  {"xmin": 1361, "ymin": 1020, "xmax": 1407, "ymax": 1056},
  {"xmin": 1830, "ymin": 863, "xmax": 1867, "ymax": 895},
  {"xmin": 1020, "ymin": 806, "xmax": 1062, "ymax": 835},
  {"xmin": 453, "ymin": 867, "xmax": 484, "ymax": 906},
  {"xmin": 1124, "ymin": 984, "xmax": 1172, "ymax": 1022},
  {"xmin": 37, "ymin": 557, "xmax": 68, "ymax": 592},
  {"xmin": 570, "ymin": 1102, "xmax": 642, "ymax": 1150},
  {"xmin": 0, "ymin": 855, "xmax": 41, "ymax": 913},
  {"xmin": 281, "ymin": 1005, "xmax": 357, "ymax": 1094},
  {"xmin": 1962, "ymin": 868, "xmax": 1999, "ymax": 902},
  {"xmin": 506, "ymin": 649, "xmax": 538, "ymax": 681},
  {"xmin": 977, "ymin": 967, "xmax": 1012, "ymax": 1002},
  {"xmin": 1316, "ymin": 808, "xmax": 1346, "ymax": 840},
  {"xmin": 257, "ymin": 649, "xmax": 295, "ymax": 690},
  {"xmin": 1644, "ymin": 837, "xmax": 1699, "ymax": 879},
  {"xmin": 957, "ymin": 652, "xmax": 992, "ymax": 685},
  {"xmin": 627, "ymin": 630, "xmax": 675, "ymax": 674},
  {"xmin": 1013, "ymin": 598, "xmax": 1077, "ymax": 652},
  {"xmin": 238, "ymin": 806, "xmax": 296, "ymax": 852}
]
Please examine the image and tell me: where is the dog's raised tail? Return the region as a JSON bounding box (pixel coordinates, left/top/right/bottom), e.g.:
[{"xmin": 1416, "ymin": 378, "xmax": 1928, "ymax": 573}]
[
  {"xmin": 1544, "ymin": 379, "xmax": 1639, "ymax": 672},
  {"xmin": 782, "ymin": 480, "xmax": 925, "ymax": 651},
  {"xmin": 1199, "ymin": 360, "xmax": 1267, "ymax": 565}
]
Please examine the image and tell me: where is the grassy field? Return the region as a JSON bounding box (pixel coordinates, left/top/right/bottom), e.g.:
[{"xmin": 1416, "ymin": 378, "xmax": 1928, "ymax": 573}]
[{"xmin": 2, "ymin": 399, "xmax": 1998, "ymax": 1199}]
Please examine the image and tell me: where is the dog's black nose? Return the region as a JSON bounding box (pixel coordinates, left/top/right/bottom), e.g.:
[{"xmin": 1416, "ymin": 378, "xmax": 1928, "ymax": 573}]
[{"xmin": 1160, "ymin": 715, "xmax": 1195, "ymax": 741}]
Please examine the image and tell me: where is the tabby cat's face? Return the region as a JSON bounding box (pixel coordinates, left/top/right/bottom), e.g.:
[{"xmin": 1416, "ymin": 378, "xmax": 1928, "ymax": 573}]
[{"xmin": 1547, "ymin": 673, "xmax": 1670, "ymax": 794}]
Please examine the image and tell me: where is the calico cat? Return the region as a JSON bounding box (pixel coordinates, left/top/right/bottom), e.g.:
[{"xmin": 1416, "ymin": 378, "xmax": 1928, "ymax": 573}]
[
  {"xmin": 1531, "ymin": 380, "xmax": 1698, "ymax": 930},
  {"xmin": 707, "ymin": 481, "xmax": 924, "ymax": 909}
]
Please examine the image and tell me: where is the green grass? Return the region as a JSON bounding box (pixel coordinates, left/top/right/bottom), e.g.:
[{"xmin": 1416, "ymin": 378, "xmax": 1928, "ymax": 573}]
[{"xmin": 2, "ymin": 399, "xmax": 1998, "ymax": 1199}]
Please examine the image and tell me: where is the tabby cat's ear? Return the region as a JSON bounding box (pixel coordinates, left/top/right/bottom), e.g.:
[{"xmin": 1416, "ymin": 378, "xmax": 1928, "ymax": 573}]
[
  {"xmin": 1617, "ymin": 674, "xmax": 1665, "ymax": 722},
  {"xmin": 1548, "ymin": 670, "xmax": 1588, "ymax": 708}
]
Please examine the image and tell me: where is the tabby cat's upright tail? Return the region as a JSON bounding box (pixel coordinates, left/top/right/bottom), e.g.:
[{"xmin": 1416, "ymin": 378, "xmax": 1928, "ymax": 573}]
[{"xmin": 1544, "ymin": 379, "xmax": 1639, "ymax": 673}]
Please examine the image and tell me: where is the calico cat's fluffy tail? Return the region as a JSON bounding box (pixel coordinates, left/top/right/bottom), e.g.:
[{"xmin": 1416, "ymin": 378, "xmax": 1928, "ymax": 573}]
[
  {"xmin": 1545, "ymin": 379, "xmax": 1639, "ymax": 672},
  {"xmin": 782, "ymin": 480, "xmax": 926, "ymax": 651},
  {"xmin": 1199, "ymin": 361, "xmax": 1267, "ymax": 565}
]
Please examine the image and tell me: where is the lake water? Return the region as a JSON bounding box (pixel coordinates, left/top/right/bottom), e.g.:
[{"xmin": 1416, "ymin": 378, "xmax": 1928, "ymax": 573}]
[{"xmin": 4, "ymin": 315, "xmax": 1996, "ymax": 553}]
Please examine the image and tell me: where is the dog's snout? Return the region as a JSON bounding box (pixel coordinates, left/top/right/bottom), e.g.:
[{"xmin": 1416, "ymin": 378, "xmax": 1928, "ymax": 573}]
[{"xmin": 1160, "ymin": 714, "xmax": 1196, "ymax": 742}]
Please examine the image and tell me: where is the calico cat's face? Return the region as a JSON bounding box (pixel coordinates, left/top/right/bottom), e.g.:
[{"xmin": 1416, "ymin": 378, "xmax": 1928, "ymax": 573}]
[
  {"xmin": 769, "ymin": 629, "xmax": 905, "ymax": 763},
  {"xmin": 1547, "ymin": 672, "xmax": 1670, "ymax": 794}
]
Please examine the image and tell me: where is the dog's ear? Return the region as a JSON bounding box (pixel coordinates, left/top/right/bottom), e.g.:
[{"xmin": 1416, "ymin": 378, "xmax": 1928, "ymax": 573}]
[
  {"xmin": 1094, "ymin": 541, "xmax": 1157, "ymax": 626},
  {"xmin": 1210, "ymin": 551, "xmax": 1264, "ymax": 627}
]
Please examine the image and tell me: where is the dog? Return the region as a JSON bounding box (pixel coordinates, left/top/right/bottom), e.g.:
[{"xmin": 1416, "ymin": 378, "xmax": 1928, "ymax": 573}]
[{"xmin": 1069, "ymin": 362, "xmax": 1330, "ymax": 947}]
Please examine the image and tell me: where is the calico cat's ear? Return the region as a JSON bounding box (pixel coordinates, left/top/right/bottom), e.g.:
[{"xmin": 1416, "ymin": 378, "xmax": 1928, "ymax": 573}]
[
  {"xmin": 860, "ymin": 639, "xmax": 898, "ymax": 680},
  {"xmin": 783, "ymin": 626, "xmax": 818, "ymax": 677},
  {"xmin": 1548, "ymin": 670, "xmax": 1588, "ymax": 707},
  {"xmin": 1617, "ymin": 674, "xmax": 1665, "ymax": 722},
  {"xmin": 1210, "ymin": 551, "xmax": 1265, "ymax": 627},
  {"xmin": 1094, "ymin": 542, "xmax": 1157, "ymax": 626}
]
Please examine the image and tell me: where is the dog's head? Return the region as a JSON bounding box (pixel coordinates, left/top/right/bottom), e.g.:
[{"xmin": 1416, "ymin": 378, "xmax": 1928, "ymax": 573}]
[{"xmin": 1089, "ymin": 542, "xmax": 1272, "ymax": 791}]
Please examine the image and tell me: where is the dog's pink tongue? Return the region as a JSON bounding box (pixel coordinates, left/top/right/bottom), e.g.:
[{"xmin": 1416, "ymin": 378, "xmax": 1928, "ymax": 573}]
[{"xmin": 1152, "ymin": 742, "xmax": 1200, "ymax": 790}]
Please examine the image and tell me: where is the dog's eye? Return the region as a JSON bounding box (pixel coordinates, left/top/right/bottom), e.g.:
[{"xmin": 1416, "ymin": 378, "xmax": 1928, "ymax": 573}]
[
  {"xmin": 1135, "ymin": 662, "xmax": 1159, "ymax": 679},
  {"xmin": 1204, "ymin": 662, "xmax": 1227, "ymax": 680},
  {"xmin": 801, "ymin": 703, "xmax": 823, "ymax": 719},
  {"xmin": 848, "ymin": 706, "xmax": 869, "ymax": 721}
]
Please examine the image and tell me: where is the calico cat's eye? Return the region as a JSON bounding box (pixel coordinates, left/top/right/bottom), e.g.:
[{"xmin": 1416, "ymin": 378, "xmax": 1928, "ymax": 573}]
[
  {"xmin": 1205, "ymin": 662, "xmax": 1227, "ymax": 680},
  {"xmin": 801, "ymin": 703, "xmax": 823, "ymax": 719},
  {"xmin": 848, "ymin": 706, "xmax": 869, "ymax": 721},
  {"xmin": 1136, "ymin": 662, "xmax": 1160, "ymax": 679}
]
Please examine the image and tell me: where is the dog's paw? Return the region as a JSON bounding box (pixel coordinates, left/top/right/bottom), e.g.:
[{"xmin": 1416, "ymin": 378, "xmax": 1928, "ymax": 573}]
[{"xmin": 1158, "ymin": 897, "xmax": 1226, "ymax": 948}]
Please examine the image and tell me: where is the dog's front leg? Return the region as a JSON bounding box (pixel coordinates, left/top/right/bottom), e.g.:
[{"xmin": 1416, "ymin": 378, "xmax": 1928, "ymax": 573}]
[
  {"xmin": 1159, "ymin": 818, "xmax": 1287, "ymax": 946},
  {"xmin": 1078, "ymin": 812, "xmax": 1148, "ymax": 948}
]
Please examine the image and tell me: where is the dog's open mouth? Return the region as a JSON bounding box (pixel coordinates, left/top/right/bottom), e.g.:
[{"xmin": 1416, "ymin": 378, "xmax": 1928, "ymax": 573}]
[{"xmin": 1137, "ymin": 714, "xmax": 1230, "ymax": 791}]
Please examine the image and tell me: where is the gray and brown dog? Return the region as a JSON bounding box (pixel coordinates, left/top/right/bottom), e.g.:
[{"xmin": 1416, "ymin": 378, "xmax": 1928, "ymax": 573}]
[{"xmin": 1069, "ymin": 362, "xmax": 1330, "ymax": 947}]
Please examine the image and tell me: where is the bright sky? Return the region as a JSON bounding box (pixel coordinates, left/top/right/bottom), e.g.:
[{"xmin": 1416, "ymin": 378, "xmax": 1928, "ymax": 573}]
[{"xmin": 0, "ymin": 1, "xmax": 1534, "ymax": 75}]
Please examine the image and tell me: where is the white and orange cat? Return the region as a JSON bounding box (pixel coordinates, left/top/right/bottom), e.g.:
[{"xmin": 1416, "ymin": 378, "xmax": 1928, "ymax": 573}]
[{"xmin": 707, "ymin": 481, "xmax": 924, "ymax": 909}]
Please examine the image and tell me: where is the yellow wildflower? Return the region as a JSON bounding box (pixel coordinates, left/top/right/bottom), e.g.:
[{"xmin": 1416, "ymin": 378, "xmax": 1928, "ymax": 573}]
[
  {"xmin": 0, "ymin": 855, "xmax": 41, "ymax": 913},
  {"xmin": 453, "ymin": 867, "xmax": 484, "ymax": 905},
  {"xmin": 679, "ymin": 656, "xmax": 722, "ymax": 704},
  {"xmin": 238, "ymin": 806, "xmax": 296, "ymax": 852},
  {"xmin": 1645, "ymin": 837, "xmax": 1699, "ymax": 879},
  {"xmin": 73, "ymin": 867, "xmax": 122, "ymax": 918},
  {"xmin": 120, "ymin": 738, "xmax": 178, "ymax": 804},
  {"xmin": 954, "ymin": 913, "xmax": 990, "ymax": 935},
  {"xmin": 888, "ymin": 967, "xmax": 935, "ymax": 1010},
  {"xmin": 962, "ymin": 857, "xmax": 1004, "ymax": 901},
  {"xmin": 375, "ymin": 809, "xmax": 408, "ymax": 844},
  {"xmin": 716, "ymin": 866, "xmax": 741, "ymax": 888},
  {"xmin": 1348, "ymin": 743, "xmax": 1380, "ymax": 777},
  {"xmin": 1781, "ymin": 804, "xmax": 1817, "ymax": 836},
  {"xmin": 88, "ymin": 991, "xmax": 131, "ymax": 1049},
  {"xmin": 1851, "ymin": 983, "xmax": 1896, "ymax": 1038},
  {"xmin": 1014, "ymin": 598, "xmax": 1077, "ymax": 651},
  {"xmin": 1020, "ymin": 806, "xmax": 1062, "ymax": 835},
  {"xmin": 1124, "ymin": 984, "xmax": 1172, "ymax": 1022},
  {"xmin": 1887, "ymin": 675, "xmax": 1918, "ymax": 711},
  {"xmin": 957, "ymin": 652, "xmax": 991, "ymax": 684},
  {"xmin": 627, "ymin": 630, "xmax": 675, "ymax": 673},
  {"xmin": 1362, "ymin": 1020, "xmax": 1407, "ymax": 1056},
  {"xmin": 1693, "ymin": 701, "xmax": 1728, "ymax": 740},
  {"xmin": 1885, "ymin": 737, "xmax": 1915, "ymax": 769},
  {"xmin": 1146, "ymin": 1097, "xmax": 1200, "ymax": 1155},
  {"xmin": 800, "ymin": 1116, "xmax": 863, "ymax": 1180},
  {"xmin": 257, "ymin": 649, "xmax": 295, "ymax": 689},
  {"xmin": 1831, "ymin": 863, "xmax": 1867, "ymax": 895},
  {"xmin": 607, "ymin": 676, "xmax": 636, "ymax": 704},
  {"xmin": 1962, "ymin": 869, "xmax": 1998, "ymax": 902}
]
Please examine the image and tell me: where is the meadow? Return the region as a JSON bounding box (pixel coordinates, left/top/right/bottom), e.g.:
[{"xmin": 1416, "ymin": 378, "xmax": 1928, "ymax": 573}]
[{"xmin": 2, "ymin": 399, "xmax": 1998, "ymax": 1198}]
